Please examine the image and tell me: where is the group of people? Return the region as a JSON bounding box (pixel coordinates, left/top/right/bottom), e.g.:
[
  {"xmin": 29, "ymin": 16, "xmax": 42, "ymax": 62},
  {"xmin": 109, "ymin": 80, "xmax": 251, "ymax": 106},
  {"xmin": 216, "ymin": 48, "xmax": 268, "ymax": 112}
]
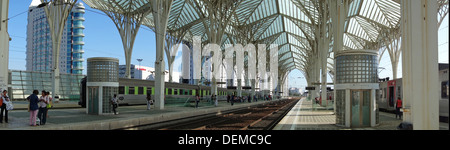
[
  {"xmin": 26, "ymin": 90, "xmax": 52, "ymax": 126},
  {"xmin": 193, "ymin": 94, "xmax": 219, "ymax": 108}
]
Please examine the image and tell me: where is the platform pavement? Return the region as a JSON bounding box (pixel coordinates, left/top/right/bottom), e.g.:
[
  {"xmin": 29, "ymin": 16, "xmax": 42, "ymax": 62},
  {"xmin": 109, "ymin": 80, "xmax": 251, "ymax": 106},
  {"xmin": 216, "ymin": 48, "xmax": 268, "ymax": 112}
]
[
  {"xmin": 0, "ymin": 99, "xmax": 282, "ymax": 130},
  {"xmin": 273, "ymin": 98, "xmax": 449, "ymax": 130}
]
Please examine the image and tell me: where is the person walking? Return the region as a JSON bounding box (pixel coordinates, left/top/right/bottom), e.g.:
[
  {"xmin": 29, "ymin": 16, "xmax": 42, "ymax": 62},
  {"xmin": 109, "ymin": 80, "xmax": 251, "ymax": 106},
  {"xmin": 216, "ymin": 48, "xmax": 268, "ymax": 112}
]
[
  {"xmin": 395, "ymin": 97, "xmax": 403, "ymax": 119},
  {"xmin": 111, "ymin": 94, "xmax": 118, "ymax": 115},
  {"xmin": 146, "ymin": 93, "xmax": 153, "ymax": 110},
  {"xmin": 0, "ymin": 90, "xmax": 10, "ymax": 123},
  {"xmin": 37, "ymin": 90, "xmax": 49, "ymax": 125},
  {"xmin": 27, "ymin": 90, "xmax": 39, "ymax": 126},
  {"xmin": 195, "ymin": 94, "xmax": 200, "ymax": 108},
  {"xmin": 213, "ymin": 95, "xmax": 218, "ymax": 107}
]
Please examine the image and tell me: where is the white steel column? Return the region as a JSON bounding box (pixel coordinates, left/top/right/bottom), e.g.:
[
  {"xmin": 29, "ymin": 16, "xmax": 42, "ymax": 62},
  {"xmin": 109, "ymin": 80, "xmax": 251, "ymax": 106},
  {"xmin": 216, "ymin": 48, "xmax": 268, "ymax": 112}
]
[
  {"xmin": 41, "ymin": 0, "xmax": 78, "ymax": 98},
  {"xmin": 0, "ymin": 0, "xmax": 9, "ymax": 91},
  {"xmin": 83, "ymin": 0, "xmax": 151, "ymax": 80},
  {"xmin": 401, "ymin": 0, "xmax": 439, "ymax": 130},
  {"xmin": 152, "ymin": 0, "xmax": 173, "ymax": 110}
]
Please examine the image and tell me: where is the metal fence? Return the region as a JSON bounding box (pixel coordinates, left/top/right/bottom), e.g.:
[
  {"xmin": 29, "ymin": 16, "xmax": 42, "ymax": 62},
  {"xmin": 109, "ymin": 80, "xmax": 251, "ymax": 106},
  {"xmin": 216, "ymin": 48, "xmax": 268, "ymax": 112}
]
[{"xmin": 9, "ymin": 70, "xmax": 85, "ymax": 101}]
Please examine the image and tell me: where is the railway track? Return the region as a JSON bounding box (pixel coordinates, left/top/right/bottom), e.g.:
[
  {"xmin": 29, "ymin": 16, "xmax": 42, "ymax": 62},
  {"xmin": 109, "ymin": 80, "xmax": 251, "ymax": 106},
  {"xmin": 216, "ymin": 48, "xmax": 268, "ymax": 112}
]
[{"xmin": 122, "ymin": 98, "xmax": 300, "ymax": 130}]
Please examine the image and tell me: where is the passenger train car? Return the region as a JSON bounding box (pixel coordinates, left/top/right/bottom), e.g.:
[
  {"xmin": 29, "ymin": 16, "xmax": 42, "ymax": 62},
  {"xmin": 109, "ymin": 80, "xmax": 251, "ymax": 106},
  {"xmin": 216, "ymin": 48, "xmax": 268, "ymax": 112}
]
[
  {"xmin": 79, "ymin": 77, "xmax": 258, "ymax": 107},
  {"xmin": 377, "ymin": 63, "xmax": 449, "ymax": 122}
]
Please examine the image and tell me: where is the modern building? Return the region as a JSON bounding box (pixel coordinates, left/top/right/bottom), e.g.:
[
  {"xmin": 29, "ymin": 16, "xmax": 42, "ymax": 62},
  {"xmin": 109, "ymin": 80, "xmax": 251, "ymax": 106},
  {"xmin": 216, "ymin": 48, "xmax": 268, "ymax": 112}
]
[
  {"xmin": 289, "ymin": 87, "xmax": 301, "ymax": 96},
  {"xmin": 119, "ymin": 64, "xmax": 181, "ymax": 82},
  {"xmin": 26, "ymin": 0, "xmax": 85, "ymax": 74}
]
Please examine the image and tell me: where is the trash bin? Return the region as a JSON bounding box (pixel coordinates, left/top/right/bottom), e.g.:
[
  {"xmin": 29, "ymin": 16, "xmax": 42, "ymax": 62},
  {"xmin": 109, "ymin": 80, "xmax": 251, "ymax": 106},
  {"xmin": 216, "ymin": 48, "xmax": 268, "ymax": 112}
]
[{"xmin": 397, "ymin": 122, "xmax": 413, "ymax": 130}]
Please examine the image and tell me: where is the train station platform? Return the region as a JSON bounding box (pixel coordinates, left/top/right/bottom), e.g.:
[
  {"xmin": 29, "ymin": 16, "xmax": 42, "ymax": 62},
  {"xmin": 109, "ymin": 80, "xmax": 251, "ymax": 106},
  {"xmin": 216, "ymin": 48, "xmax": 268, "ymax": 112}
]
[
  {"xmin": 0, "ymin": 99, "xmax": 282, "ymax": 130},
  {"xmin": 273, "ymin": 98, "xmax": 449, "ymax": 130}
]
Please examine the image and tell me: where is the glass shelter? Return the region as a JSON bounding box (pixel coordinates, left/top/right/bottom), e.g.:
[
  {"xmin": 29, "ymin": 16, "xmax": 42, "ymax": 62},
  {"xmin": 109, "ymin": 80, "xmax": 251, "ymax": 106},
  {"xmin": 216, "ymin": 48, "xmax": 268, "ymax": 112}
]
[
  {"xmin": 334, "ymin": 50, "xmax": 379, "ymax": 128},
  {"xmin": 86, "ymin": 57, "xmax": 119, "ymax": 115}
]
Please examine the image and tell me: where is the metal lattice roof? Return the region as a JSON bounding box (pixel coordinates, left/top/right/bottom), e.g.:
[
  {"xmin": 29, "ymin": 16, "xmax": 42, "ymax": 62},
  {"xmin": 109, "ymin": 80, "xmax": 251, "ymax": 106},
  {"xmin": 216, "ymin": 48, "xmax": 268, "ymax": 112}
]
[{"xmin": 84, "ymin": 0, "xmax": 448, "ymax": 77}]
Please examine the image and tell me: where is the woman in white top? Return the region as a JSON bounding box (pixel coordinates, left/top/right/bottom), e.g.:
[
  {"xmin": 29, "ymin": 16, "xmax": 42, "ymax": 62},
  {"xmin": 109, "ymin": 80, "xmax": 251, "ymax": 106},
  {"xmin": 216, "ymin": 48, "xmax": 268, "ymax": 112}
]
[
  {"xmin": 37, "ymin": 91, "xmax": 49, "ymax": 125},
  {"xmin": 0, "ymin": 90, "xmax": 10, "ymax": 123}
]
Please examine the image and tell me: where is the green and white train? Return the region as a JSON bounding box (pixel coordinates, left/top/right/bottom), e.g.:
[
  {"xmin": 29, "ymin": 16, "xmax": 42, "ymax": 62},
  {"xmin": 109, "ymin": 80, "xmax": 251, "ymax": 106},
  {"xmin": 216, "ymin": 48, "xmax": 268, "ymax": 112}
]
[{"xmin": 79, "ymin": 78, "xmax": 241, "ymax": 107}]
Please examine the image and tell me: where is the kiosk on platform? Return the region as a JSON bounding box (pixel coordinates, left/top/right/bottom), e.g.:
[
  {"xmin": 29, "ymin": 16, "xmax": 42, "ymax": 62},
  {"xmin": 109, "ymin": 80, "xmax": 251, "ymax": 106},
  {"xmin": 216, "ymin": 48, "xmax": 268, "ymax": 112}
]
[{"xmin": 86, "ymin": 57, "xmax": 119, "ymax": 115}]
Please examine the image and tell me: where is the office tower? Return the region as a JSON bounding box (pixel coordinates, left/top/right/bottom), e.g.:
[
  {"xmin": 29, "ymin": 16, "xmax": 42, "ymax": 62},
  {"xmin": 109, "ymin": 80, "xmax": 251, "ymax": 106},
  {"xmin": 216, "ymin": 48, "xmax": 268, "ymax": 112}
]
[{"xmin": 26, "ymin": 0, "xmax": 85, "ymax": 74}]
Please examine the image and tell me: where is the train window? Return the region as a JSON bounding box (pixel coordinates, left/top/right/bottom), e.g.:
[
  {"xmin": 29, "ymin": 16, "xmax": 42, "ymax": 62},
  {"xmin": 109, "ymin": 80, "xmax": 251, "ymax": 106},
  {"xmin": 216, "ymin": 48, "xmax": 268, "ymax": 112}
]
[
  {"xmin": 118, "ymin": 86, "xmax": 125, "ymax": 94},
  {"xmin": 138, "ymin": 87, "xmax": 144, "ymax": 95},
  {"xmin": 168, "ymin": 88, "xmax": 172, "ymax": 95},
  {"xmin": 174, "ymin": 89, "xmax": 178, "ymax": 95},
  {"xmin": 129, "ymin": 87, "xmax": 135, "ymax": 95},
  {"xmin": 442, "ymin": 81, "xmax": 449, "ymax": 99}
]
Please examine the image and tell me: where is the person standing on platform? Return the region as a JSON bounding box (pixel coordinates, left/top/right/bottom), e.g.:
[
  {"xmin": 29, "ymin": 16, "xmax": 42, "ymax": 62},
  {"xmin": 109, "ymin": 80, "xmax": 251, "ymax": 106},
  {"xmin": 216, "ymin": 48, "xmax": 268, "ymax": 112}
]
[
  {"xmin": 231, "ymin": 94, "xmax": 235, "ymax": 106},
  {"xmin": 0, "ymin": 90, "xmax": 10, "ymax": 123},
  {"xmin": 111, "ymin": 94, "xmax": 119, "ymax": 115},
  {"xmin": 146, "ymin": 93, "xmax": 153, "ymax": 110},
  {"xmin": 195, "ymin": 94, "xmax": 200, "ymax": 108},
  {"xmin": 46, "ymin": 91, "xmax": 52, "ymax": 119},
  {"xmin": 395, "ymin": 97, "xmax": 403, "ymax": 119},
  {"xmin": 213, "ymin": 95, "xmax": 218, "ymax": 107},
  {"xmin": 37, "ymin": 90, "xmax": 49, "ymax": 125},
  {"xmin": 27, "ymin": 90, "xmax": 39, "ymax": 126}
]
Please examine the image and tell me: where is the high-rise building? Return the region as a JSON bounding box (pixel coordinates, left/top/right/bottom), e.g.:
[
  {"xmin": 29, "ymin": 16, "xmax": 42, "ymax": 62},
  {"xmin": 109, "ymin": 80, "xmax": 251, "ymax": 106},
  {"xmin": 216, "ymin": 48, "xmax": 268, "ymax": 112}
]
[{"xmin": 26, "ymin": 0, "xmax": 85, "ymax": 74}]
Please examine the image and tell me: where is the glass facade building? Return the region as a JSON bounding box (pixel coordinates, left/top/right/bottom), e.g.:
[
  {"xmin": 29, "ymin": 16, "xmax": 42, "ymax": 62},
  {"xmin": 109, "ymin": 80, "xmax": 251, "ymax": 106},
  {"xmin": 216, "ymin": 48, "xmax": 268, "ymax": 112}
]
[{"xmin": 26, "ymin": 1, "xmax": 85, "ymax": 75}]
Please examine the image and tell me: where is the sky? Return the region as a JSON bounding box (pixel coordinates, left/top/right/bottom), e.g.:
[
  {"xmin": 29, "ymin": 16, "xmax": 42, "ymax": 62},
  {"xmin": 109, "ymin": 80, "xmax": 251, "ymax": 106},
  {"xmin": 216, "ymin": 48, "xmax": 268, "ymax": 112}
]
[
  {"xmin": 7, "ymin": 0, "xmax": 160, "ymax": 74},
  {"xmin": 6, "ymin": 0, "xmax": 449, "ymax": 91}
]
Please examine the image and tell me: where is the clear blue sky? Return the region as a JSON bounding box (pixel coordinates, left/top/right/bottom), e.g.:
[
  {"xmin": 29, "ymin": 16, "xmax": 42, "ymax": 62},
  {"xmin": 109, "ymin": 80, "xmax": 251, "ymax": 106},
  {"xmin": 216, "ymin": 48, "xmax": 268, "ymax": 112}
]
[
  {"xmin": 6, "ymin": 0, "xmax": 449, "ymax": 90},
  {"xmin": 7, "ymin": 0, "xmax": 158, "ymax": 75}
]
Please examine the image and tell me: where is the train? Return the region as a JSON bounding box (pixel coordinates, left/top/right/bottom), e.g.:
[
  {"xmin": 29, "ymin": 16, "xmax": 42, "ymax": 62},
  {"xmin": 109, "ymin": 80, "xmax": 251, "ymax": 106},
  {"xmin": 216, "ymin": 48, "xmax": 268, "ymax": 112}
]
[
  {"xmin": 79, "ymin": 77, "xmax": 268, "ymax": 107},
  {"xmin": 377, "ymin": 63, "xmax": 449, "ymax": 122}
]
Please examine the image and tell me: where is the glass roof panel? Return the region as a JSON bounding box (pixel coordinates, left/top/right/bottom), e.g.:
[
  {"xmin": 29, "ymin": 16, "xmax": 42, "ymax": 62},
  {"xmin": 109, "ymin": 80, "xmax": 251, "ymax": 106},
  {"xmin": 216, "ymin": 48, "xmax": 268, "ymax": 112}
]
[{"xmin": 85, "ymin": 0, "xmax": 415, "ymax": 73}]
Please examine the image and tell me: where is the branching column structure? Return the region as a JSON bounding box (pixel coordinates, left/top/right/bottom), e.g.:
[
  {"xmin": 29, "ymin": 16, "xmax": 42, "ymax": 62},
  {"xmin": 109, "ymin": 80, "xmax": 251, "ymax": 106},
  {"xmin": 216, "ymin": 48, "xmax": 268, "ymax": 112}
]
[
  {"xmin": 318, "ymin": 1, "xmax": 332, "ymax": 106},
  {"xmin": 379, "ymin": 31, "xmax": 401, "ymax": 79},
  {"xmin": 84, "ymin": 0, "xmax": 151, "ymax": 79},
  {"xmin": 41, "ymin": 0, "xmax": 78, "ymax": 97},
  {"xmin": 329, "ymin": 0, "xmax": 349, "ymax": 112},
  {"xmin": 401, "ymin": 0, "xmax": 439, "ymax": 130},
  {"xmin": 165, "ymin": 30, "xmax": 188, "ymax": 83},
  {"xmin": 191, "ymin": 0, "xmax": 241, "ymax": 96},
  {"xmin": 0, "ymin": 0, "xmax": 9, "ymax": 91},
  {"xmin": 230, "ymin": 17, "xmax": 270, "ymax": 100},
  {"xmin": 151, "ymin": 0, "xmax": 174, "ymax": 110}
]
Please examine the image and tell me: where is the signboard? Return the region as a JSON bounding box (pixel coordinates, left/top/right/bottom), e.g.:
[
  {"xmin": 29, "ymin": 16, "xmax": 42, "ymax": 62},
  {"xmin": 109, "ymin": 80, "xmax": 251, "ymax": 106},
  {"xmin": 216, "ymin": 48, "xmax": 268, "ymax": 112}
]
[{"xmin": 305, "ymin": 87, "xmax": 315, "ymax": 90}]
